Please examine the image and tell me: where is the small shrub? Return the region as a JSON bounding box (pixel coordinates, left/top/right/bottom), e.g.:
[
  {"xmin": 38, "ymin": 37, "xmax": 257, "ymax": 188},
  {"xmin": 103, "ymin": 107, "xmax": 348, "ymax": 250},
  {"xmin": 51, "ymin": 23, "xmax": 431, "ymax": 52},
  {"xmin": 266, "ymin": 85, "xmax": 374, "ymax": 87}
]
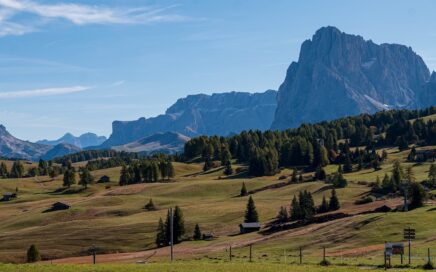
[
  {"xmin": 423, "ymin": 261, "xmax": 434, "ymax": 270},
  {"xmin": 27, "ymin": 244, "xmax": 41, "ymax": 263},
  {"xmin": 319, "ymin": 259, "xmax": 331, "ymax": 266}
]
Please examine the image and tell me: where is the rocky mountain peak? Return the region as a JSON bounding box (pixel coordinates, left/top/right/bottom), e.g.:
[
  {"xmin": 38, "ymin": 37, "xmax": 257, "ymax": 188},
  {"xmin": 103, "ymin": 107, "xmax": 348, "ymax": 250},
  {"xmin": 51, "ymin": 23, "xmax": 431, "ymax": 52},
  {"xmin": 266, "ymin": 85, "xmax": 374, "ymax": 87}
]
[{"xmin": 271, "ymin": 26, "xmax": 433, "ymax": 130}]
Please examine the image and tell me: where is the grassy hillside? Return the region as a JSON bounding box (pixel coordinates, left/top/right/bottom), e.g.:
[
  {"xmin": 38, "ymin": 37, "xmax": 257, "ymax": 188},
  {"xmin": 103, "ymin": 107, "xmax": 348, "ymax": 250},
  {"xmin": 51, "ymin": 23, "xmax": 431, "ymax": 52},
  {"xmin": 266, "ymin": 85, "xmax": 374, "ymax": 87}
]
[{"xmin": 0, "ymin": 148, "xmax": 435, "ymax": 266}]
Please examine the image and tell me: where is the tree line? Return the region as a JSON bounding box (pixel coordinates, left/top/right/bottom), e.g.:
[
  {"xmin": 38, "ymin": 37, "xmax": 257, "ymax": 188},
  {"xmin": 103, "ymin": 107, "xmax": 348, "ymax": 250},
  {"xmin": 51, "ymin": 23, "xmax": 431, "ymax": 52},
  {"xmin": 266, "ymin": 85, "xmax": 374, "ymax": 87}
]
[
  {"xmin": 184, "ymin": 107, "xmax": 436, "ymax": 177},
  {"xmin": 119, "ymin": 160, "xmax": 175, "ymax": 186}
]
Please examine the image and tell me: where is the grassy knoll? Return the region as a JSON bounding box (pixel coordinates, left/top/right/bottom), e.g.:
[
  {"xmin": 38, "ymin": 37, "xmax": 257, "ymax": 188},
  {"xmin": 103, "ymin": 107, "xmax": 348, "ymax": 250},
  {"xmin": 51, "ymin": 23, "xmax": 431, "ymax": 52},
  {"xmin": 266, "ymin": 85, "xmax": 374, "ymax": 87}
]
[
  {"xmin": 0, "ymin": 146, "xmax": 435, "ymax": 264},
  {"xmin": 0, "ymin": 262, "xmax": 427, "ymax": 272}
]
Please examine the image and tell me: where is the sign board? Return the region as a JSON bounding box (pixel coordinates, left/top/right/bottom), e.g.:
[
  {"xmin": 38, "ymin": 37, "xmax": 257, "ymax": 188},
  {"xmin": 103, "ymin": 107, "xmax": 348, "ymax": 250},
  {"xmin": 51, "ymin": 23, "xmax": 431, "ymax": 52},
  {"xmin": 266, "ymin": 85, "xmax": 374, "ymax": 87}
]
[
  {"xmin": 404, "ymin": 228, "xmax": 416, "ymax": 240},
  {"xmin": 385, "ymin": 243, "xmax": 404, "ymax": 256}
]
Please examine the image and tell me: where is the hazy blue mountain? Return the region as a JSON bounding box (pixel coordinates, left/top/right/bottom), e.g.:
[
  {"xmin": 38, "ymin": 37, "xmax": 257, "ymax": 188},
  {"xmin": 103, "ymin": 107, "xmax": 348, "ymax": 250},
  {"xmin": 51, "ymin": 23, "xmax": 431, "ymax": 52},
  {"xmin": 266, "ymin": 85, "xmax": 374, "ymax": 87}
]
[
  {"xmin": 38, "ymin": 133, "xmax": 107, "ymax": 148},
  {"xmin": 100, "ymin": 90, "xmax": 277, "ymax": 148},
  {"xmin": 271, "ymin": 26, "xmax": 435, "ymax": 130},
  {"xmin": 41, "ymin": 143, "xmax": 82, "ymax": 161},
  {"xmin": 112, "ymin": 132, "xmax": 190, "ymax": 155},
  {"xmin": 0, "ymin": 125, "xmax": 51, "ymax": 161}
]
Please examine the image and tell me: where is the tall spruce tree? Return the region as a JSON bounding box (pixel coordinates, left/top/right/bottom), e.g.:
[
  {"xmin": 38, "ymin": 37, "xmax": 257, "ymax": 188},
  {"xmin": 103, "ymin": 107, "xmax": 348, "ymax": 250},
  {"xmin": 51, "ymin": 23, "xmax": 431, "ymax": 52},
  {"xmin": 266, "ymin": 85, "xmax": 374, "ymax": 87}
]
[
  {"xmin": 329, "ymin": 189, "xmax": 340, "ymax": 211},
  {"xmin": 0, "ymin": 162, "xmax": 8, "ymax": 178},
  {"xmin": 318, "ymin": 195, "xmax": 329, "ymax": 213},
  {"xmin": 79, "ymin": 168, "xmax": 94, "ymax": 188},
  {"xmin": 240, "ymin": 182, "xmax": 248, "ymax": 196},
  {"xmin": 10, "ymin": 161, "xmax": 24, "ymax": 178},
  {"xmin": 409, "ymin": 182, "xmax": 426, "ymax": 209},
  {"xmin": 290, "ymin": 195, "xmax": 302, "ymax": 220},
  {"xmin": 63, "ymin": 168, "xmax": 76, "ymax": 188},
  {"xmin": 291, "ymin": 169, "xmax": 298, "ymax": 183},
  {"xmin": 244, "ymin": 196, "xmax": 259, "ymax": 223},
  {"xmin": 193, "ymin": 223, "xmax": 202, "ymax": 240},
  {"xmin": 155, "ymin": 218, "xmax": 167, "ymax": 247},
  {"xmin": 223, "ymin": 160, "xmax": 233, "ymax": 175},
  {"xmin": 173, "ymin": 206, "xmax": 185, "ymax": 244},
  {"xmin": 276, "ymin": 206, "xmax": 289, "ymax": 223}
]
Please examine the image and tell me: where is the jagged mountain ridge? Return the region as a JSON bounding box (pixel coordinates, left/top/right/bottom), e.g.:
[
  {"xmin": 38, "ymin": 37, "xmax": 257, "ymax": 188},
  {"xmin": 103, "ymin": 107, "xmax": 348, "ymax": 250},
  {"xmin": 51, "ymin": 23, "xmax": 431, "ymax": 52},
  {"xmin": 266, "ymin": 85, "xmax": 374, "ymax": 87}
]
[
  {"xmin": 100, "ymin": 90, "xmax": 277, "ymax": 148},
  {"xmin": 37, "ymin": 133, "xmax": 107, "ymax": 148},
  {"xmin": 271, "ymin": 26, "xmax": 436, "ymax": 130}
]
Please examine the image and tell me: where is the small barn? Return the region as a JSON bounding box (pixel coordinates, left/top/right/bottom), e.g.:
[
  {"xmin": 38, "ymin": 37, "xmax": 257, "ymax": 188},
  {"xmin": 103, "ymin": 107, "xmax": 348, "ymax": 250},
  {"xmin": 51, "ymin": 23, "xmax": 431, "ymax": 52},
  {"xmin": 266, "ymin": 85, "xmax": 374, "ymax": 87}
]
[
  {"xmin": 239, "ymin": 222, "xmax": 261, "ymax": 234},
  {"xmin": 98, "ymin": 175, "xmax": 111, "ymax": 183},
  {"xmin": 202, "ymin": 233, "xmax": 215, "ymax": 241},
  {"xmin": 51, "ymin": 202, "xmax": 71, "ymax": 211},
  {"xmin": 1, "ymin": 192, "xmax": 17, "ymax": 202}
]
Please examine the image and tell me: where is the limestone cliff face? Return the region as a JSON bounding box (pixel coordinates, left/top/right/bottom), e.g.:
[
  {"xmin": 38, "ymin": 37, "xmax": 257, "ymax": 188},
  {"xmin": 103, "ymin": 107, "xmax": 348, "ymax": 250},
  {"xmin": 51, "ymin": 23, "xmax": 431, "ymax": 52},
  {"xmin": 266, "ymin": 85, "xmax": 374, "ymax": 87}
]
[
  {"xmin": 101, "ymin": 90, "xmax": 277, "ymax": 147},
  {"xmin": 271, "ymin": 26, "xmax": 432, "ymax": 130}
]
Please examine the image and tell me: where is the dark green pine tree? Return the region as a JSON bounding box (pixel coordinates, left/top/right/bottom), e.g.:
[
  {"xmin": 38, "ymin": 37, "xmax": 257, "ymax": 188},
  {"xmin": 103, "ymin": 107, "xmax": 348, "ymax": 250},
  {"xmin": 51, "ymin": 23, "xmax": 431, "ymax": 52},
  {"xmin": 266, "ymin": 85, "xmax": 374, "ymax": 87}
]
[
  {"xmin": 244, "ymin": 196, "xmax": 259, "ymax": 223},
  {"xmin": 329, "ymin": 189, "xmax": 340, "ymax": 211},
  {"xmin": 173, "ymin": 206, "xmax": 185, "ymax": 244},
  {"xmin": 10, "ymin": 160, "xmax": 24, "ymax": 178},
  {"xmin": 0, "ymin": 162, "xmax": 8, "ymax": 178},
  {"xmin": 318, "ymin": 195, "xmax": 329, "ymax": 213},
  {"xmin": 155, "ymin": 218, "xmax": 167, "ymax": 247},
  {"xmin": 203, "ymin": 157, "xmax": 213, "ymax": 172},
  {"xmin": 240, "ymin": 182, "xmax": 248, "ymax": 196},
  {"xmin": 290, "ymin": 195, "xmax": 302, "ymax": 221},
  {"xmin": 79, "ymin": 167, "xmax": 94, "ymax": 188},
  {"xmin": 343, "ymin": 155, "xmax": 353, "ymax": 173},
  {"xmin": 164, "ymin": 209, "xmax": 172, "ymax": 245},
  {"xmin": 409, "ymin": 182, "xmax": 427, "ymax": 209},
  {"xmin": 26, "ymin": 244, "xmax": 41, "ymax": 263},
  {"xmin": 223, "ymin": 160, "xmax": 233, "ymax": 175},
  {"xmin": 276, "ymin": 206, "xmax": 289, "ymax": 223},
  {"xmin": 300, "ymin": 191, "xmax": 316, "ymax": 220},
  {"xmin": 63, "ymin": 168, "xmax": 76, "ymax": 188},
  {"xmin": 193, "ymin": 223, "xmax": 202, "ymax": 240},
  {"xmin": 332, "ymin": 171, "xmax": 348, "ymax": 188},
  {"xmin": 119, "ymin": 165, "xmax": 130, "ymax": 186},
  {"xmin": 298, "ymin": 174, "xmax": 303, "ymax": 182},
  {"xmin": 167, "ymin": 161, "xmax": 175, "ymax": 180}
]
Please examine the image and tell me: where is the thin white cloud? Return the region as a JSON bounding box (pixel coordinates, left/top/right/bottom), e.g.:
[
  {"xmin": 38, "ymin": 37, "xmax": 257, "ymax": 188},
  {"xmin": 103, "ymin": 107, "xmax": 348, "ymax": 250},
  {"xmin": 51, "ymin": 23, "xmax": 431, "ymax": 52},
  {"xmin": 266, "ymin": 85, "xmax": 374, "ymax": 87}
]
[
  {"xmin": 0, "ymin": 85, "xmax": 91, "ymax": 98},
  {"xmin": 0, "ymin": 0, "xmax": 188, "ymax": 26}
]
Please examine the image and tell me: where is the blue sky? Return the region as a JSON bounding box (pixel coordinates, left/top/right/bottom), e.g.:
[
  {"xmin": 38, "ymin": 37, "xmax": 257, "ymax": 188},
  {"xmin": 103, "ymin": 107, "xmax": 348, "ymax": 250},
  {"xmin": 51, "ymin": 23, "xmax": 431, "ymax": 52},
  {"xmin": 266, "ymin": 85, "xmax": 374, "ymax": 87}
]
[{"xmin": 1, "ymin": 0, "xmax": 436, "ymax": 141}]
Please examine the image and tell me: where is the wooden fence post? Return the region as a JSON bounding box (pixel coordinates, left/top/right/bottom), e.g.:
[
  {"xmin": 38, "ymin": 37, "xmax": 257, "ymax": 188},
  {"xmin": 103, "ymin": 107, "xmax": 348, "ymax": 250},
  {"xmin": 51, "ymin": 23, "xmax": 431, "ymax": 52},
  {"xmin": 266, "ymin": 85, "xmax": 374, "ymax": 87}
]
[{"xmin": 299, "ymin": 247, "xmax": 302, "ymax": 264}]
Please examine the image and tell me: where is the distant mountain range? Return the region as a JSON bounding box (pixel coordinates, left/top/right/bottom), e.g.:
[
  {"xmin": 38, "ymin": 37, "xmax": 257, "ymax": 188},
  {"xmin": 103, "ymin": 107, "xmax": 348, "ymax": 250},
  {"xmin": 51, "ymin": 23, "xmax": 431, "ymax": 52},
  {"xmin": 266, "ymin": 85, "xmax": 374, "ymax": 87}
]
[
  {"xmin": 1, "ymin": 26, "xmax": 435, "ymax": 160},
  {"xmin": 37, "ymin": 133, "xmax": 106, "ymax": 148},
  {"xmin": 98, "ymin": 90, "xmax": 277, "ymax": 148}
]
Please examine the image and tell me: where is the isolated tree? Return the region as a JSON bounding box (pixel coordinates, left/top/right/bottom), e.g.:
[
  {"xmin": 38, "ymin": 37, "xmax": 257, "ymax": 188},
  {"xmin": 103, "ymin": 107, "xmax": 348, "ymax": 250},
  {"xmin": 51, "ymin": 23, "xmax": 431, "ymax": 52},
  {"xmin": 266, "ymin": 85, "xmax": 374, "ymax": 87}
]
[
  {"xmin": 145, "ymin": 199, "xmax": 157, "ymax": 211},
  {"xmin": 244, "ymin": 196, "xmax": 259, "ymax": 223},
  {"xmin": 391, "ymin": 160, "xmax": 403, "ymax": 186},
  {"xmin": 332, "ymin": 171, "xmax": 347, "ymax": 188},
  {"xmin": 155, "ymin": 218, "xmax": 167, "ymax": 247},
  {"xmin": 79, "ymin": 168, "xmax": 94, "ymax": 188},
  {"xmin": 276, "ymin": 206, "xmax": 289, "ymax": 223},
  {"xmin": 223, "ymin": 160, "xmax": 233, "ymax": 175},
  {"xmin": 329, "ymin": 189, "xmax": 340, "ymax": 211},
  {"xmin": 193, "ymin": 223, "xmax": 202, "ymax": 240},
  {"xmin": 63, "ymin": 168, "xmax": 76, "ymax": 188},
  {"xmin": 240, "ymin": 182, "xmax": 248, "ymax": 196},
  {"xmin": 26, "ymin": 244, "xmax": 41, "ymax": 263},
  {"xmin": 290, "ymin": 195, "xmax": 302, "ymax": 221},
  {"xmin": 173, "ymin": 206, "xmax": 185, "ymax": 244},
  {"xmin": 48, "ymin": 167, "xmax": 58, "ymax": 179},
  {"xmin": 409, "ymin": 182, "xmax": 426, "ymax": 209},
  {"xmin": 10, "ymin": 160, "xmax": 24, "ymax": 178},
  {"xmin": 298, "ymin": 174, "xmax": 303, "ymax": 182},
  {"xmin": 318, "ymin": 195, "xmax": 329, "ymax": 213},
  {"xmin": 0, "ymin": 162, "xmax": 8, "ymax": 178}
]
